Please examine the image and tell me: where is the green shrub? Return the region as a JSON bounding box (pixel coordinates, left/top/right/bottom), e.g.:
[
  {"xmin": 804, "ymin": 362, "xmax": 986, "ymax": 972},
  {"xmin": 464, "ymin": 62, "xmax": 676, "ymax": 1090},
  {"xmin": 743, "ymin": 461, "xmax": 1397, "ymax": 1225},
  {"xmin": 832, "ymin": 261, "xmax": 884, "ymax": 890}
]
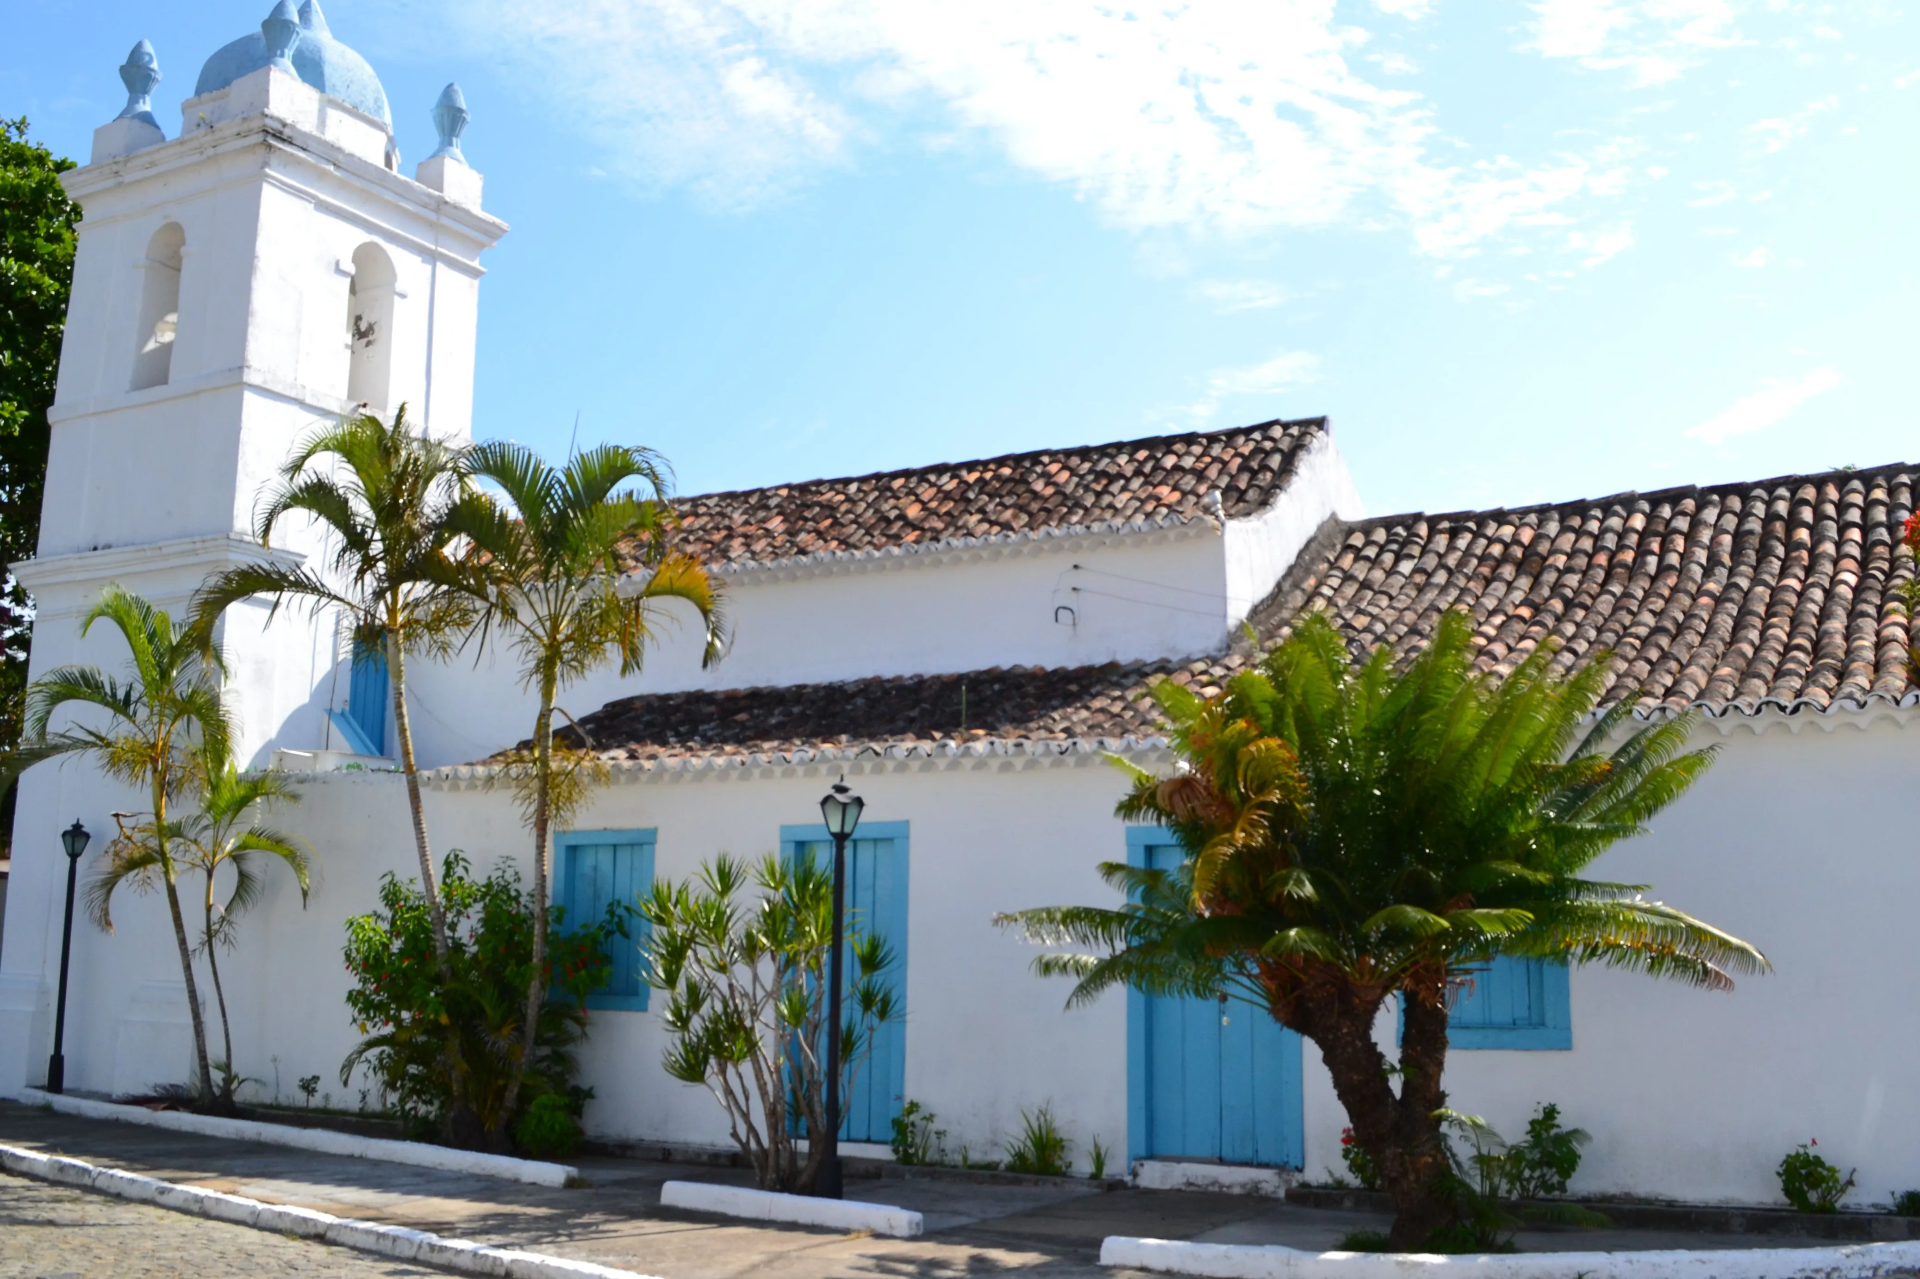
[
  {"xmin": 1336, "ymin": 1231, "xmax": 1393, "ymax": 1252},
  {"xmin": 1004, "ymin": 1104, "xmax": 1073, "ymax": 1177},
  {"xmin": 890, "ymin": 1100, "xmax": 947, "ymax": 1167},
  {"xmin": 1778, "ymin": 1142, "xmax": 1855, "ymax": 1214},
  {"xmin": 1088, "ymin": 1135, "xmax": 1109, "ymax": 1181},
  {"xmin": 514, "ymin": 1093, "xmax": 584, "ymax": 1158},
  {"xmin": 1438, "ymin": 1106, "xmax": 1607, "ymax": 1252},
  {"xmin": 1502, "ymin": 1103, "xmax": 1588, "ymax": 1200},
  {"xmin": 1892, "ymin": 1190, "xmax": 1920, "ymax": 1217},
  {"xmin": 341, "ymin": 853, "xmax": 623, "ymax": 1143}
]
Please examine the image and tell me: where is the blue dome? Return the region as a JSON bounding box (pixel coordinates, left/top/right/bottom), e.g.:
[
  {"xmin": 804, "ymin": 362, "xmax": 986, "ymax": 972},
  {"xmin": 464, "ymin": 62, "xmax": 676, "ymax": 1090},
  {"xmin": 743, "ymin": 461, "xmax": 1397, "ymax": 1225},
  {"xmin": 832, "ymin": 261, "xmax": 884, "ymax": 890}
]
[{"xmin": 194, "ymin": 0, "xmax": 391, "ymax": 129}]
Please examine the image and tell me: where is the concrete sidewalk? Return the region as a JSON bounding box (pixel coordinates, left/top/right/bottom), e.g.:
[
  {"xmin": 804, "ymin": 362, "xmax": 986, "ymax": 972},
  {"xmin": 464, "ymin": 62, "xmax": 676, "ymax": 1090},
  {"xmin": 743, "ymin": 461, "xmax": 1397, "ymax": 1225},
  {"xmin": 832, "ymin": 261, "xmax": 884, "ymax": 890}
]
[{"xmin": 0, "ymin": 1102, "xmax": 1848, "ymax": 1278}]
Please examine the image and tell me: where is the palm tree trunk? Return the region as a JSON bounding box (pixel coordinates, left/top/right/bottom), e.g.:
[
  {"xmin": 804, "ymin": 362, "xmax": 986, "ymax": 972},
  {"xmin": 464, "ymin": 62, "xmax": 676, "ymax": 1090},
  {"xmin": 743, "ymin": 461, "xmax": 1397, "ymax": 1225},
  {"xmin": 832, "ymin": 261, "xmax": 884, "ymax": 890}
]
[
  {"xmin": 202, "ymin": 886, "xmax": 235, "ymax": 1106},
  {"xmin": 386, "ymin": 629, "xmax": 448, "ymax": 960},
  {"xmin": 384, "ymin": 626, "xmax": 485, "ymax": 1147},
  {"xmin": 506, "ymin": 671, "xmax": 559, "ymax": 1146},
  {"xmin": 154, "ymin": 781, "xmax": 216, "ymax": 1108},
  {"xmin": 1301, "ymin": 984, "xmax": 1456, "ymax": 1251}
]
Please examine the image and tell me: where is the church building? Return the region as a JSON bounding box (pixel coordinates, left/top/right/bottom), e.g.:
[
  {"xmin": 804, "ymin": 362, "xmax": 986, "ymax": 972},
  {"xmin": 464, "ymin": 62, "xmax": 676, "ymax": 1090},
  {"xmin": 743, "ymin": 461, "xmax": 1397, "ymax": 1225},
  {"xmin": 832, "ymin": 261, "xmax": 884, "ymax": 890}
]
[{"xmin": 4, "ymin": 5, "xmax": 1915, "ymax": 1211}]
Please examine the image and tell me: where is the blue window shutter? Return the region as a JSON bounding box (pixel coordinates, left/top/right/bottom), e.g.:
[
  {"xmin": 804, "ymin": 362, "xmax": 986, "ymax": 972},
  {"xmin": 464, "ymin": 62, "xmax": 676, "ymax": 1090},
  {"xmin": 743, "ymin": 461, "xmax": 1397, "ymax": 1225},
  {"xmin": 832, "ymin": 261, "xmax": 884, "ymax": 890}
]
[
  {"xmin": 345, "ymin": 638, "xmax": 389, "ymax": 756},
  {"xmin": 1446, "ymin": 956, "xmax": 1572, "ymax": 1050},
  {"xmin": 555, "ymin": 829, "xmax": 656, "ymax": 1012}
]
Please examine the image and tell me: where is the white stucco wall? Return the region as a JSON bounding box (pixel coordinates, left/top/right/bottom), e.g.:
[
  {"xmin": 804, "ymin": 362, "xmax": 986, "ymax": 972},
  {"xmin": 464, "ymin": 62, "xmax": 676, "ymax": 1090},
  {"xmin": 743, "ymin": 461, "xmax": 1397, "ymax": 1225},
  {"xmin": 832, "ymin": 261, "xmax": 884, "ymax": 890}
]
[
  {"xmin": 401, "ymin": 528, "xmax": 1235, "ymax": 768},
  {"xmin": 6, "ymin": 712, "xmax": 1917, "ymax": 1206},
  {"xmin": 1223, "ymin": 429, "xmax": 1364, "ymax": 627},
  {"xmin": 1, "ymin": 749, "xmax": 1147, "ymax": 1170}
]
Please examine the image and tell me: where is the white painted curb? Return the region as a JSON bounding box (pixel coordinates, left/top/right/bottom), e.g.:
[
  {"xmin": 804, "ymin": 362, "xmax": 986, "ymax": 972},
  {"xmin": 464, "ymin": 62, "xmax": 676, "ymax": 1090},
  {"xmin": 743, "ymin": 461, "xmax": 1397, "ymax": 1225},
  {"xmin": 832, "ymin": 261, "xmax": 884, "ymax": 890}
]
[
  {"xmin": 6, "ymin": 1087, "xmax": 576, "ymax": 1187},
  {"xmin": 1099, "ymin": 1236, "xmax": 1920, "ymax": 1279},
  {"xmin": 0, "ymin": 1143, "xmax": 654, "ymax": 1279},
  {"xmin": 660, "ymin": 1179, "xmax": 923, "ymax": 1238},
  {"xmin": 1134, "ymin": 1160, "xmax": 1293, "ymax": 1198}
]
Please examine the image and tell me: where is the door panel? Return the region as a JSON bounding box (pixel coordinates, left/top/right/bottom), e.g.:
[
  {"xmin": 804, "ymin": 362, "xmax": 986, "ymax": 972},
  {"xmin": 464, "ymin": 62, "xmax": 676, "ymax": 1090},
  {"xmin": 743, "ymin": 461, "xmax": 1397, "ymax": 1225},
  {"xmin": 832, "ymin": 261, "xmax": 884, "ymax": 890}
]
[
  {"xmin": 786, "ymin": 825, "xmax": 908, "ymax": 1144},
  {"xmin": 1133, "ymin": 836, "xmax": 1303, "ymax": 1167}
]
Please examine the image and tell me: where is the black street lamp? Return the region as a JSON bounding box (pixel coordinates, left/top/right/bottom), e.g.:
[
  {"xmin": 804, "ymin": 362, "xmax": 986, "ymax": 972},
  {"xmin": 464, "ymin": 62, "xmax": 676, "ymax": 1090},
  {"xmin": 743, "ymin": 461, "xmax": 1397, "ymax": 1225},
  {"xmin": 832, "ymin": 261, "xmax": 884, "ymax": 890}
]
[
  {"xmin": 815, "ymin": 776, "xmax": 864, "ymax": 1199},
  {"xmin": 46, "ymin": 819, "xmax": 90, "ymax": 1095}
]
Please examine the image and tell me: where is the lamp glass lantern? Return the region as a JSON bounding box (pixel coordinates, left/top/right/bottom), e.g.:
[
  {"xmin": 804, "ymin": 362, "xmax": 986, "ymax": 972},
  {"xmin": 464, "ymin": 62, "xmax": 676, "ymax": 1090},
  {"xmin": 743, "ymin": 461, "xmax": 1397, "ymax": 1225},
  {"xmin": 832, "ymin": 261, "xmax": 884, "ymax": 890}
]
[{"xmin": 820, "ymin": 783, "xmax": 864, "ymax": 838}]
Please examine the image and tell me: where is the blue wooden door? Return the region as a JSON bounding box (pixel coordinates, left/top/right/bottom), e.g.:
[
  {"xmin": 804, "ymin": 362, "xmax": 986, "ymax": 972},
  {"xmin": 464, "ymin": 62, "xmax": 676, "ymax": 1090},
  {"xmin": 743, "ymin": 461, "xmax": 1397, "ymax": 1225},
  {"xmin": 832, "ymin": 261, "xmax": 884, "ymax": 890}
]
[
  {"xmin": 784, "ymin": 822, "xmax": 909, "ymax": 1144},
  {"xmin": 1129, "ymin": 832, "xmax": 1303, "ymax": 1167}
]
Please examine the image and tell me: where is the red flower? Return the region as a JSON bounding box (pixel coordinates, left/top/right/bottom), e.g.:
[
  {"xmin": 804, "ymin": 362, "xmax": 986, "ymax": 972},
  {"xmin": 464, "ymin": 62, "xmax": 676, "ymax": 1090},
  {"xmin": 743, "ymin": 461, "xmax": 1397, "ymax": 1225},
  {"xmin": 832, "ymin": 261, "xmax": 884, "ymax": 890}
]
[{"xmin": 1905, "ymin": 513, "xmax": 1920, "ymax": 552}]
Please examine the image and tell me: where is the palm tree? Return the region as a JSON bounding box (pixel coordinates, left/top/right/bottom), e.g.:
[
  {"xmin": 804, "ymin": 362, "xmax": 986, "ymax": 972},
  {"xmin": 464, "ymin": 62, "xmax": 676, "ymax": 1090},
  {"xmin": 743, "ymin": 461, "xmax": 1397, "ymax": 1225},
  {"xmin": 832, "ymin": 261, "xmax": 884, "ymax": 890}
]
[
  {"xmin": 448, "ymin": 441, "xmax": 724, "ymax": 1138},
  {"xmin": 174, "ymin": 748, "xmax": 309, "ymax": 1103},
  {"xmin": 7, "ymin": 586, "xmax": 233, "ymax": 1106},
  {"xmin": 190, "ymin": 407, "xmax": 472, "ymax": 963},
  {"xmin": 999, "ymin": 610, "xmax": 1768, "ymax": 1249}
]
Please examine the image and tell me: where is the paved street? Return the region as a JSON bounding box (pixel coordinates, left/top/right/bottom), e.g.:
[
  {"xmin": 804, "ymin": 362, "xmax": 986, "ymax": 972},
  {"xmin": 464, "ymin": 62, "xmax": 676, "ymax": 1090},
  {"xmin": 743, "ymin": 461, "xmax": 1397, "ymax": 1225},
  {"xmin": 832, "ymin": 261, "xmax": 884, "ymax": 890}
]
[
  {"xmin": 0, "ymin": 1102, "xmax": 1862, "ymax": 1278},
  {"xmin": 0, "ymin": 1175, "xmax": 450, "ymax": 1279}
]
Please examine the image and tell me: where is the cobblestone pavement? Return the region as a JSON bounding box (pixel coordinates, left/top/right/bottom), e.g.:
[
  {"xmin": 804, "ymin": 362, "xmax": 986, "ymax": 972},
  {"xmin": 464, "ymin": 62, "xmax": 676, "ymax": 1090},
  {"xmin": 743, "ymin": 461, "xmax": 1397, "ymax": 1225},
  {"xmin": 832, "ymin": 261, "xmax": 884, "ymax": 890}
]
[{"xmin": 0, "ymin": 1174, "xmax": 453, "ymax": 1278}]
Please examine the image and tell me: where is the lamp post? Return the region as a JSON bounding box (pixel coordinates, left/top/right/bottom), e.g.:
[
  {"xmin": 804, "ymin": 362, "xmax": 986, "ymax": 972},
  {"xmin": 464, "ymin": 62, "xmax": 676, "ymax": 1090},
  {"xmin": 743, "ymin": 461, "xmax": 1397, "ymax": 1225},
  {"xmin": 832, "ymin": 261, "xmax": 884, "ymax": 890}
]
[
  {"xmin": 46, "ymin": 819, "xmax": 90, "ymax": 1094},
  {"xmin": 816, "ymin": 777, "xmax": 864, "ymax": 1199}
]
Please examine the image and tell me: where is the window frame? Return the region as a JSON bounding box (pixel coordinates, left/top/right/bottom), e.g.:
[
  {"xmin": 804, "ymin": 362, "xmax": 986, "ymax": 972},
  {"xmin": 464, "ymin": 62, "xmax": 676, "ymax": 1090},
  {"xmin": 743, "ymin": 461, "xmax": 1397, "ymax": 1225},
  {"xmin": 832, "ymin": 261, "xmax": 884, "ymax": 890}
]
[
  {"xmin": 1400, "ymin": 955, "xmax": 1572, "ymax": 1051},
  {"xmin": 554, "ymin": 827, "xmax": 657, "ymax": 1013}
]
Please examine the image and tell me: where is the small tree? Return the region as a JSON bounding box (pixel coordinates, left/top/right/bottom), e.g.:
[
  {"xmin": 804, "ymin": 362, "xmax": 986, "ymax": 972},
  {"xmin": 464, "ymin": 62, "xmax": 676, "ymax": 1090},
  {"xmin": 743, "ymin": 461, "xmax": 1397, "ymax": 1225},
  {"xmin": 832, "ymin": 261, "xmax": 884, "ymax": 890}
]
[
  {"xmin": 0, "ymin": 118, "xmax": 80, "ymax": 799},
  {"xmin": 447, "ymin": 441, "xmax": 724, "ymax": 1140},
  {"xmin": 999, "ymin": 611, "xmax": 1767, "ymax": 1248},
  {"xmin": 641, "ymin": 853, "xmax": 897, "ymax": 1192},
  {"xmin": 6, "ymin": 587, "xmax": 232, "ymax": 1107},
  {"xmin": 174, "ymin": 748, "xmax": 309, "ymax": 1103},
  {"xmin": 193, "ymin": 409, "xmax": 485, "ymax": 1140}
]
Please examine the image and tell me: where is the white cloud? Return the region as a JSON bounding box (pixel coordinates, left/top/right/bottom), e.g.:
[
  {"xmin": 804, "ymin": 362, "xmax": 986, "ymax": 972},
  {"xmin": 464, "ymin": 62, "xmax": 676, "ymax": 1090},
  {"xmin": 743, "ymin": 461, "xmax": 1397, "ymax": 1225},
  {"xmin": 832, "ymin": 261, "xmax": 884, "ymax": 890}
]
[
  {"xmin": 1527, "ymin": 0, "xmax": 1747, "ymax": 85},
  {"xmin": 1182, "ymin": 350, "xmax": 1321, "ymax": 420},
  {"xmin": 1684, "ymin": 367, "xmax": 1841, "ymax": 444},
  {"xmin": 1688, "ymin": 179, "xmax": 1738, "ymax": 206},
  {"xmin": 1368, "ymin": 51, "xmax": 1421, "ymax": 75},
  {"xmin": 1373, "ymin": 0, "xmax": 1434, "ymax": 16},
  {"xmin": 1746, "ymin": 94, "xmax": 1839, "ymax": 155},
  {"xmin": 1731, "ymin": 245, "xmax": 1771, "ymax": 267},
  {"xmin": 1566, "ymin": 222, "xmax": 1634, "ymax": 266},
  {"xmin": 413, "ymin": 0, "xmax": 1640, "ymax": 257},
  {"xmin": 1193, "ymin": 280, "xmax": 1294, "ymax": 312}
]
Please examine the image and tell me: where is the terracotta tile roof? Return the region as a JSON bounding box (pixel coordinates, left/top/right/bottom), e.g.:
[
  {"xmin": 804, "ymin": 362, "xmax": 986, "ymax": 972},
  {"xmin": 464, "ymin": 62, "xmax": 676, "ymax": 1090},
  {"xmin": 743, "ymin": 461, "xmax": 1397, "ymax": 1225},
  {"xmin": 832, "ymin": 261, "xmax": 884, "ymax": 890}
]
[
  {"xmin": 660, "ymin": 417, "xmax": 1327, "ymax": 568},
  {"xmin": 545, "ymin": 661, "xmax": 1222, "ymax": 765},
  {"xmin": 1256, "ymin": 464, "xmax": 1920, "ymax": 717},
  {"xmin": 527, "ymin": 463, "xmax": 1920, "ymax": 770}
]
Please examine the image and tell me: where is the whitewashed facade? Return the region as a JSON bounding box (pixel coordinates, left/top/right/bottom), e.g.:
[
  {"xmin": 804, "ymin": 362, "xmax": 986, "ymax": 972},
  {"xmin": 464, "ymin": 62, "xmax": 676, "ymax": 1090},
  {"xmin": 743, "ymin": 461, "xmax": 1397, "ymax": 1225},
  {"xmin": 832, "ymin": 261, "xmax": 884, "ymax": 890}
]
[{"xmin": 4, "ymin": 7, "xmax": 1916, "ymax": 1213}]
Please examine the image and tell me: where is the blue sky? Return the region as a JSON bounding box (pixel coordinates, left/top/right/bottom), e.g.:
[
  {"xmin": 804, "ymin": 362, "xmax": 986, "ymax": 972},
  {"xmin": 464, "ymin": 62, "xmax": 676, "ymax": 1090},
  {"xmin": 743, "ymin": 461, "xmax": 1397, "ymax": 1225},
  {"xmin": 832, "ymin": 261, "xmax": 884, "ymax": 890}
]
[{"xmin": 6, "ymin": 0, "xmax": 1915, "ymax": 517}]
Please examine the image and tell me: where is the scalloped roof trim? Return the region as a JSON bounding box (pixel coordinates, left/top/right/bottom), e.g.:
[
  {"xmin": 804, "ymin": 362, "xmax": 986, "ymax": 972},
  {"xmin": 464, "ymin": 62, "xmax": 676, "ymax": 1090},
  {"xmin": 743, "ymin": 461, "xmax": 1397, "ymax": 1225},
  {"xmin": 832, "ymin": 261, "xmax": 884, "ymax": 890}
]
[{"xmin": 422, "ymin": 733, "xmax": 1173, "ymax": 784}]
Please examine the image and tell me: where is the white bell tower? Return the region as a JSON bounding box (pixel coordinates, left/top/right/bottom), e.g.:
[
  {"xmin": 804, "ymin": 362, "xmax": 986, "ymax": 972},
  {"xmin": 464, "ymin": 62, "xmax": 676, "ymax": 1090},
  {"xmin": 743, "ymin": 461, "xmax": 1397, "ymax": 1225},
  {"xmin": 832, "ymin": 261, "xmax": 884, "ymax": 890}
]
[
  {"xmin": 19, "ymin": 2, "xmax": 505, "ymax": 762},
  {"xmin": 0, "ymin": 2, "xmax": 506, "ymax": 1094}
]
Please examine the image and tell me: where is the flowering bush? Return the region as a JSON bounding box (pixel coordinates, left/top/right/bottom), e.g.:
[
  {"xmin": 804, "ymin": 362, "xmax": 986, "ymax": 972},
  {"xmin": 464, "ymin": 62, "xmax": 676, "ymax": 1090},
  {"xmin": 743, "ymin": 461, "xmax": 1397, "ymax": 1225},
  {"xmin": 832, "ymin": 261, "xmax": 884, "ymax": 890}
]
[
  {"xmin": 341, "ymin": 853, "xmax": 622, "ymax": 1147},
  {"xmin": 1341, "ymin": 1127, "xmax": 1381, "ymax": 1190},
  {"xmin": 1778, "ymin": 1139, "xmax": 1855, "ymax": 1214}
]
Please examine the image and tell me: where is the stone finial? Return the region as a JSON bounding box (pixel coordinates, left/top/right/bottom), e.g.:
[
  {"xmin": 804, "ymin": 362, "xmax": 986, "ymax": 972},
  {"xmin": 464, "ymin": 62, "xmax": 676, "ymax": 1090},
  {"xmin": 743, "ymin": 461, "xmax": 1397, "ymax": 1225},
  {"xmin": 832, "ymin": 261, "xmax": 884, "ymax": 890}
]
[
  {"xmin": 429, "ymin": 83, "xmax": 469, "ymax": 162},
  {"xmin": 262, "ymin": 0, "xmax": 302, "ymax": 72},
  {"xmin": 298, "ymin": 0, "xmax": 331, "ymax": 36},
  {"xmin": 115, "ymin": 40, "xmax": 162, "ymax": 129}
]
